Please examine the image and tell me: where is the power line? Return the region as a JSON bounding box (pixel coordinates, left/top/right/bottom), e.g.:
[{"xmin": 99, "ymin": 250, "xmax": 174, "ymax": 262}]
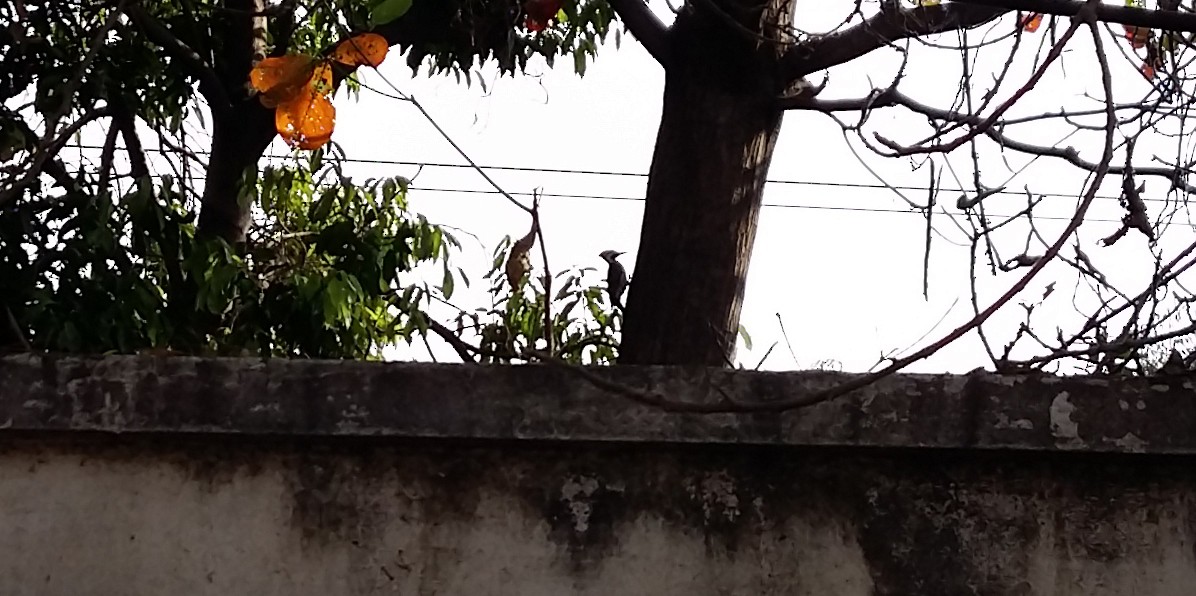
[
  {"xmin": 66, "ymin": 143, "xmax": 1150, "ymax": 203},
  {"xmin": 364, "ymin": 159, "xmax": 1129, "ymax": 202},
  {"xmin": 407, "ymin": 186, "xmax": 1157, "ymax": 226},
  {"xmin": 60, "ymin": 145, "xmax": 1167, "ymax": 224}
]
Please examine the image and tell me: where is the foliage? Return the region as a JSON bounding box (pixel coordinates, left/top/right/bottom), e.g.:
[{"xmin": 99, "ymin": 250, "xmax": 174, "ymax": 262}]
[
  {"xmin": 390, "ymin": 0, "xmax": 616, "ymax": 79},
  {"xmin": 2, "ymin": 147, "xmax": 455, "ymax": 358},
  {"xmin": 0, "ymin": 0, "xmax": 622, "ymax": 360},
  {"xmin": 250, "ymin": 34, "xmax": 390, "ymax": 149},
  {"xmin": 468, "ymin": 235, "xmax": 619, "ymax": 364}
]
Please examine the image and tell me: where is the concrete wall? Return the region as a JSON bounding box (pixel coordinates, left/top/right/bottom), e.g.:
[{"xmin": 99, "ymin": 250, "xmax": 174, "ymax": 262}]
[{"xmin": 3, "ymin": 355, "xmax": 1196, "ymax": 595}]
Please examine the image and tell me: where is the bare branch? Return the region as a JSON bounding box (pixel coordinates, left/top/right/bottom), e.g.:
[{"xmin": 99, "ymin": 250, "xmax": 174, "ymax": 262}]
[
  {"xmin": 957, "ymin": 0, "xmax": 1196, "ymax": 34},
  {"xmin": 785, "ymin": 88, "xmax": 1196, "ymax": 193},
  {"xmin": 874, "ymin": 14, "xmax": 1083, "ymax": 157},
  {"xmin": 781, "ymin": 3, "xmax": 1006, "ymax": 81}
]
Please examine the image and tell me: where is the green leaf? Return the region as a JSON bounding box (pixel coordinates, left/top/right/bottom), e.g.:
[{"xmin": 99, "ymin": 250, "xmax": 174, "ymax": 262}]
[
  {"xmin": 573, "ymin": 49, "xmax": 587, "ymax": 76},
  {"xmin": 441, "ymin": 263, "xmax": 455, "ymax": 300},
  {"xmin": 369, "ymin": 0, "xmax": 413, "ymax": 27}
]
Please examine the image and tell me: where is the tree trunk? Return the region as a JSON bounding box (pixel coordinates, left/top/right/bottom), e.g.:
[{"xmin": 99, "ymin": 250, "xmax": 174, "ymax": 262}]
[
  {"xmin": 195, "ymin": 0, "xmax": 275, "ymax": 245},
  {"xmin": 619, "ymin": 0, "xmax": 794, "ymax": 366},
  {"xmin": 197, "ymin": 103, "xmax": 275, "ymax": 244}
]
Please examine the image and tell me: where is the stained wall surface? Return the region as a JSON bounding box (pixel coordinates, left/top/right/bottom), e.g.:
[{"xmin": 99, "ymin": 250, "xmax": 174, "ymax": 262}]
[{"xmin": 2, "ymin": 355, "xmax": 1195, "ymax": 595}]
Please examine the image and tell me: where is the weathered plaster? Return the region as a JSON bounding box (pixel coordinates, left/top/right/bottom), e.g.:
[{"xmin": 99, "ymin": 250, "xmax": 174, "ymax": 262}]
[{"xmin": 3, "ymin": 355, "xmax": 1196, "ymax": 595}]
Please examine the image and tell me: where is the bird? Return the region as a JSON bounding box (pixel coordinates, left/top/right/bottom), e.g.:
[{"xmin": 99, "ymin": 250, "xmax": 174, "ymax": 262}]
[{"xmin": 599, "ymin": 249, "xmax": 628, "ymax": 310}]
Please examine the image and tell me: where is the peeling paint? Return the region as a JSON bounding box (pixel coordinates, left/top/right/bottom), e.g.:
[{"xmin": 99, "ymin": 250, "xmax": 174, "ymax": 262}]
[
  {"xmin": 994, "ymin": 413, "xmax": 1033, "ymax": 431},
  {"xmin": 560, "ymin": 475, "xmax": 601, "ymax": 534},
  {"xmin": 1050, "ymin": 392, "xmax": 1085, "ymax": 449},
  {"xmin": 21, "ymin": 399, "xmax": 52, "ymax": 412},
  {"xmin": 689, "ymin": 471, "xmax": 741, "ymax": 525}
]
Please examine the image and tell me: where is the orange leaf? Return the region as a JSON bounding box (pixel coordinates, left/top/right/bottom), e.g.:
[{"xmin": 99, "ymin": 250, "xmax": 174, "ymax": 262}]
[
  {"xmin": 275, "ymin": 89, "xmax": 336, "ymax": 150},
  {"xmin": 1020, "ymin": 13, "xmax": 1042, "ymax": 32},
  {"xmin": 1141, "ymin": 62, "xmax": 1156, "ymax": 80},
  {"xmin": 310, "ymin": 62, "xmax": 334, "ymax": 96},
  {"xmin": 332, "ymin": 33, "xmax": 389, "ymax": 67},
  {"xmin": 249, "ymin": 55, "xmax": 319, "ymax": 108}
]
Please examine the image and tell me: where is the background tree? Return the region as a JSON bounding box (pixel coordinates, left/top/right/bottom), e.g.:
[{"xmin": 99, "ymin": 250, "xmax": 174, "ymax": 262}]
[
  {"xmin": 0, "ymin": 0, "xmax": 619, "ymax": 361},
  {"xmin": 7, "ymin": 0, "xmax": 1196, "ymax": 391},
  {"xmin": 609, "ymin": 0, "xmax": 1196, "ymax": 368}
]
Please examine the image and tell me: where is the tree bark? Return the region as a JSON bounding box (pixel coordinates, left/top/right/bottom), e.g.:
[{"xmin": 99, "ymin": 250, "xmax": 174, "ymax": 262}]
[
  {"xmin": 197, "ymin": 103, "xmax": 275, "ymax": 244},
  {"xmin": 194, "ymin": 0, "xmax": 275, "ymax": 244},
  {"xmin": 619, "ymin": 0, "xmax": 794, "ymax": 366}
]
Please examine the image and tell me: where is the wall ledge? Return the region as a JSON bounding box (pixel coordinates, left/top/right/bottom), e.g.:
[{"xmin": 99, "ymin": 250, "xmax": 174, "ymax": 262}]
[{"xmin": 2, "ymin": 354, "xmax": 1194, "ymax": 453}]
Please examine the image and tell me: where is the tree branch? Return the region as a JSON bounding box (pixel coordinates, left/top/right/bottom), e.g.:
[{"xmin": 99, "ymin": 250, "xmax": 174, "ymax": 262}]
[
  {"xmin": 109, "ymin": 97, "xmax": 149, "ymax": 179},
  {"xmin": 780, "ymin": 3, "xmax": 1006, "ymax": 81},
  {"xmin": 782, "ymin": 0, "xmax": 1196, "ymax": 84},
  {"xmin": 426, "ymin": 316, "xmax": 478, "ymax": 364},
  {"xmin": 124, "ymin": 3, "xmax": 232, "ymax": 115},
  {"xmin": 956, "ymin": 0, "xmax": 1196, "ymax": 33},
  {"xmin": 0, "ymin": 107, "xmax": 112, "ymax": 207},
  {"xmin": 783, "ymin": 87, "xmax": 1195, "ymax": 193},
  {"xmin": 608, "ymin": 0, "xmax": 672, "ymax": 67}
]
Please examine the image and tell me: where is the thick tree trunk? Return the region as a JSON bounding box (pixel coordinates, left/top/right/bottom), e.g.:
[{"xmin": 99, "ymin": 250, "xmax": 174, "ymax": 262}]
[
  {"xmin": 195, "ymin": 0, "xmax": 275, "ymax": 245},
  {"xmin": 197, "ymin": 104, "xmax": 275, "ymax": 244},
  {"xmin": 619, "ymin": 0, "xmax": 794, "ymax": 366}
]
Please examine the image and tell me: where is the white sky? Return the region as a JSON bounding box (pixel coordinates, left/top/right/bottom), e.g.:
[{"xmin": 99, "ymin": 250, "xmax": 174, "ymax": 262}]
[
  {"xmin": 30, "ymin": 1, "xmax": 1193, "ymax": 372},
  {"xmin": 317, "ymin": 1, "xmax": 1191, "ymax": 371}
]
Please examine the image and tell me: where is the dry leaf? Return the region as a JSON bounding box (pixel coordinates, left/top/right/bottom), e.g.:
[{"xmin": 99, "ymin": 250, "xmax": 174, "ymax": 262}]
[
  {"xmin": 249, "ymin": 54, "xmax": 319, "ymax": 108},
  {"xmin": 275, "ymin": 89, "xmax": 336, "ymax": 150},
  {"xmin": 332, "ymin": 33, "xmax": 389, "ymax": 67}
]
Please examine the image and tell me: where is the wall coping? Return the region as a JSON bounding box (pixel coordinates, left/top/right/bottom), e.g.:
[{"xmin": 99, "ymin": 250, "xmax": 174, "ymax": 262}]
[{"xmin": 1, "ymin": 354, "xmax": 1194, "ymax": 454}]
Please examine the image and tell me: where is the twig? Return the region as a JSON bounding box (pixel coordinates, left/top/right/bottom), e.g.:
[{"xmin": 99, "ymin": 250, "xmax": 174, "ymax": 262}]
[
  {"xmin": 874, "ymin": 15, "xmax": 1084, "ymax": 157},
  {"xmin": 425, "ymin": 316, "xmax": 477, "ymax": 364}
]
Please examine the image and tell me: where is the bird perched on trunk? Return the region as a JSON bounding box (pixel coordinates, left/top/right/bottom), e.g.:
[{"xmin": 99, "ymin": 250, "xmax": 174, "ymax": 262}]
[{"xmin": 599, "ymin": 250, "xmax": 627, "ymax": 310}]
